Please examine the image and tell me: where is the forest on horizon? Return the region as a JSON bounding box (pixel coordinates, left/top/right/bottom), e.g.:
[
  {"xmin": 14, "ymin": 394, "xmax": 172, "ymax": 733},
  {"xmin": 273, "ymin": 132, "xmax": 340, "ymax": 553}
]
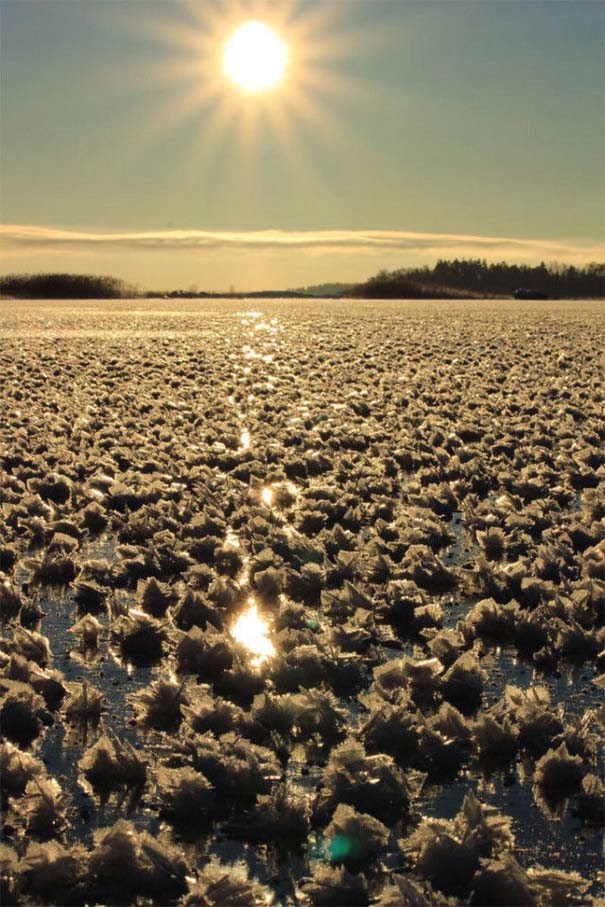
[
  {"xmin": 349, "ymin": 259, "xmax": 605, "ymax": 299},
  {"xmin": 0, "ymin": 259, "xmax": 603, "ymax": 300}
]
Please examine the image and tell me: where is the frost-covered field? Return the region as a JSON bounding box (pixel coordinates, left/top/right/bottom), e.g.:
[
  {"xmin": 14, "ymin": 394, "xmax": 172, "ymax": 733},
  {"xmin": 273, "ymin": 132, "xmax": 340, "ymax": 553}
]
[{"xmin": 1, "ymin": 297, "xmax": 603, "ymax": 907}]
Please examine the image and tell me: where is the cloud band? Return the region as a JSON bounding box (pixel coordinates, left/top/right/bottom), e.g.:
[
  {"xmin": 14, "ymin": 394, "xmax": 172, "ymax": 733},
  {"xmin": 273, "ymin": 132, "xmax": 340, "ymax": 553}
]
[{"xmin": 1, "ymin": 224, "xmax": 603, "ymax": 263}]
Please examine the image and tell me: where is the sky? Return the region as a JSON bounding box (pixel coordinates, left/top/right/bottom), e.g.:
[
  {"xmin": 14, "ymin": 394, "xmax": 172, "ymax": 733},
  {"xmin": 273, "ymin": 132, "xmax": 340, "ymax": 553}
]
[{"xmin": 1, "ymin": 0, "xmax": 604, "ymax": 292}]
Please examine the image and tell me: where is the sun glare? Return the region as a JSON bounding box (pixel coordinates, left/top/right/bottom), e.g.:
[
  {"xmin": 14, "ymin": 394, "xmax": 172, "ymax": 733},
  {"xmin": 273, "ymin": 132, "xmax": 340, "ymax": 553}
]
[
  {"xmin": 224, "ymin": 21, "xmax": 287, "ymax": 92},
  {"xmin": 122, "ymin": 2, "xmax": 384, "ymax": 185},
  {"xmin": 231, "ymin": 600, "xmax": 275, "ymax": 666}
]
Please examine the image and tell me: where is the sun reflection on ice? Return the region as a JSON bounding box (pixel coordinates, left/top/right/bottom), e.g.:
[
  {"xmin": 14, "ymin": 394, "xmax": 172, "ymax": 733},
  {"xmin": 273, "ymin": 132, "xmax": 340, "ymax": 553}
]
[
  {"xmin": 261, "ymin": 486, "xmax": 274, "ymax": 507},
  {"xmin": 225, "ymin": 528, "xmax": 240, "ymax": 547},
  {"xmin": 231, "ymin": 600, "xmax": 275, "ymax": 666},
  {"xmin": 239, "ymin": 427, "xmax": 251, "ymax": 449}
]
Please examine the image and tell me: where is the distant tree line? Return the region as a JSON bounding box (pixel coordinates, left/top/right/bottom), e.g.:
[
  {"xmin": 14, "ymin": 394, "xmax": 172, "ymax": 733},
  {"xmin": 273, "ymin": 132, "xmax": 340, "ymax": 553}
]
[
  {"xmin": 349, "ymin": 272, "xmax": 478, "ymax": 299},
  {"xmin": 0, "ymin": 273, "xmax": 134, "ymax": 299},
  {"xmin": 292, "ymin": 282, "xmax": 355, "ymax": 297},
  {"xmin": 351, "ymin": 259, "xmax": 605, "ymax": 299},
  {"xmin": 2, "ymin": 261, "xmax": 603, "ymax": 300}
]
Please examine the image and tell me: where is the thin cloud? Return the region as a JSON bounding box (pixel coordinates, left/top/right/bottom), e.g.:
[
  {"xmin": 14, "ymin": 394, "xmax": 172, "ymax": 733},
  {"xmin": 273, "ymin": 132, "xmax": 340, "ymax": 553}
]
[{"xmin": 1, "ymin": 224, "xmax": 603, "ymax": 263}]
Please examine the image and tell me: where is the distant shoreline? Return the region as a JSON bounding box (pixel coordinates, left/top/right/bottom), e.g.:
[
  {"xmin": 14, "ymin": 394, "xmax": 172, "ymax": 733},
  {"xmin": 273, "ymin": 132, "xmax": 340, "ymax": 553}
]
[
  {"xmin": 1, "ymin": 259, "xmax": 603, "ymax": 301},
  {"xmin": 3, "ymin": 293, "xmax": 604, "ymax": 302}
]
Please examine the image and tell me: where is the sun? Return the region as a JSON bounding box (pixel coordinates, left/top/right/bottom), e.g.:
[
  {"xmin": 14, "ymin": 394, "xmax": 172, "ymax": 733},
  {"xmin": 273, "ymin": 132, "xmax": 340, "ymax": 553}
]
[
  {"xmin": 120, "ymin": 1, "xmax": 384, "ymax": 180},
  {"xmin": 223, "ymin": 20, "xmax": 288, "ymax": 92}
]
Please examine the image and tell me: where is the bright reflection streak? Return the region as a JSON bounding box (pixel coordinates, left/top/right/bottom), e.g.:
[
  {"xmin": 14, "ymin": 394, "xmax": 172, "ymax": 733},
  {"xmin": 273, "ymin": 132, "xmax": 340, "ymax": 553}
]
[
  {"xmin": 261, "ymin": 486, "xmax": 274, "ymax": 506},
  {"xmin": 231, "ymin": 601, "xmax": 275, "ymax": 666},
  {"xmin": 225, "ymin": 528, "xmax": 240, "ymax": 547},
  {"xmin": 240, "ymin": 427, "xmax": 251, "ymax": 449}
]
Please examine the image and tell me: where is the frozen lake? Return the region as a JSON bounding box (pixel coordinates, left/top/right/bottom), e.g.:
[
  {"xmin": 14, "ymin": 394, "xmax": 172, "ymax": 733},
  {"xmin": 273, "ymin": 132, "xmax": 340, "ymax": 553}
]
[{"xmin": 1, "ymin": 297, "xmax": 603, "ymax": 906}]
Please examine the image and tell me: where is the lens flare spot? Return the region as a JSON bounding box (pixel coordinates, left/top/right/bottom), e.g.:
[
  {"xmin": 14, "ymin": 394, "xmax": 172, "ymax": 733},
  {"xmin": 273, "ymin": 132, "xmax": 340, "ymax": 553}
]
[
  {"xmin": 329, "ymin": 834, "xmax": 361, "ymax": 861},
  {"xmin": 231, "ymin": 601, "xmax": 275, "ymax": 666}
]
